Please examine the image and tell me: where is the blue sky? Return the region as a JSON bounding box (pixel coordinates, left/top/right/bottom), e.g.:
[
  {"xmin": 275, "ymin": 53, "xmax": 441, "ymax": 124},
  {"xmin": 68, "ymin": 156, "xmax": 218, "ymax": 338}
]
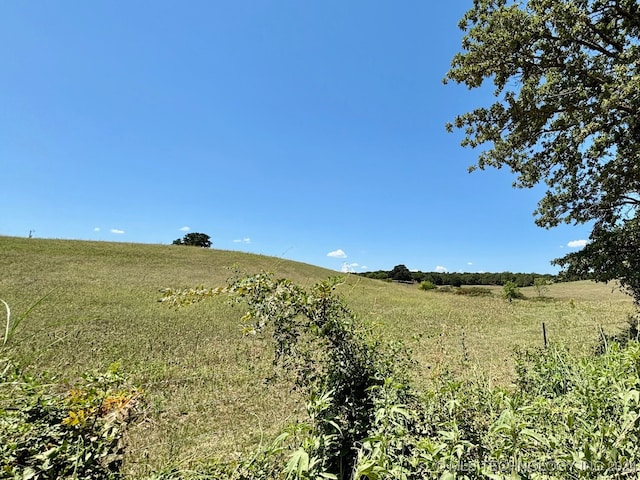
[{"xmin": 1, "ymin": 1, "xmax": 590, "ymax": 274}]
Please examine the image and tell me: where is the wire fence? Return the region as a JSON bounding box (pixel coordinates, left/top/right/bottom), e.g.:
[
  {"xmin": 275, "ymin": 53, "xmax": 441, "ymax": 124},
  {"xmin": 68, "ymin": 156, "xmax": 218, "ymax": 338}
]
[{"xmin": 541, "ymin": 317, "xmax": 637, "ymax": 348}]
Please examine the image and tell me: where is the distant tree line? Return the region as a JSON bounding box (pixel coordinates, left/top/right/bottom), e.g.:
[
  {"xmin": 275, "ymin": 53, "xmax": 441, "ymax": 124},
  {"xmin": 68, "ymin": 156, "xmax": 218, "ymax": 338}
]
[{"xmin": 357, "ymin": 264, "xmax": 559, "ymax": 287}]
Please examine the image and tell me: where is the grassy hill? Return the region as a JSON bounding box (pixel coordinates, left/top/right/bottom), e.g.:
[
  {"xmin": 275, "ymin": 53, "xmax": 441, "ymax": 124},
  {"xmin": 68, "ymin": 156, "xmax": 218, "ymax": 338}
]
[{"xmin": 0, "ymin": 236, "xmax": 635, "ymax": 476}]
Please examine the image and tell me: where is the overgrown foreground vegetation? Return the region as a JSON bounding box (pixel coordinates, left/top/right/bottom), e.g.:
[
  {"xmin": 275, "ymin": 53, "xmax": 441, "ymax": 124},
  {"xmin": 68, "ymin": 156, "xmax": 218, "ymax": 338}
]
[
  {"xmin": 1, "ymin": 237, "xmax": 637, "ymax": 478},
  {"xmin": 157, "ymin": 273, "xmax": 640, "ymax": 479},
  {"xmin": 1, "ymin": 360, "xmax": 141, "ymax": 478}
]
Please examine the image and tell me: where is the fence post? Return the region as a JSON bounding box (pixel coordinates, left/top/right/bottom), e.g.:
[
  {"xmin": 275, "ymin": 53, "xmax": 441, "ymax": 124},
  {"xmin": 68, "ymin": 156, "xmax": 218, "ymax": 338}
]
[{"xmin": 542, "ymin": 322, "xmax": 547, "ymax": 348}]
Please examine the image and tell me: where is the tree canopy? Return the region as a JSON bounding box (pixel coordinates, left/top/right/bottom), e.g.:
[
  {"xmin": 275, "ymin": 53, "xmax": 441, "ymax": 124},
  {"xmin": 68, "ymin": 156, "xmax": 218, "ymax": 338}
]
[
  {"xmin": 445, "ymin": 0, "xmax": 640, "ymax": 303},
  {"xmin": 172, "ymin": 232, "xmax": 212, "ymax": 248},
  {"xmin": 389, "ymin": 264, "xmax": 413, "ymax": 282}
]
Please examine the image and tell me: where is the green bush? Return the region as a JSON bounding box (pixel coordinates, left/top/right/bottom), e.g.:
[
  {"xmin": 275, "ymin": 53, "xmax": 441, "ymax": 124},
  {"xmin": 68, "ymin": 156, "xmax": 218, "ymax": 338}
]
[
  {"xmin": 502, "ymin": 281, "xmax": 525, "ymax": 301},
  {"xmin": 162, "ymin": 274, "xmax": 419, "ymax": 479},
  {"xmin": 418, "ymin": 280, "xmax": 437, "ymax": 291},
  {"xmin": 0, "ymin": 361, "xmax": 142, "ymax": 479}
]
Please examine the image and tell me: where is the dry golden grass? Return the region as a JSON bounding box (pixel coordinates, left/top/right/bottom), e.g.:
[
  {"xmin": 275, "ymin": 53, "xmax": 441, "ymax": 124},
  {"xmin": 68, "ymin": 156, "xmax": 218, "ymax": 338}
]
[
  {"xmin": 342, "ymin": 279, "xmax": 634, "ymax": 388},
  {"xmin": 0, "ymin": 236, "xmax": 635, "ymax": 475}
]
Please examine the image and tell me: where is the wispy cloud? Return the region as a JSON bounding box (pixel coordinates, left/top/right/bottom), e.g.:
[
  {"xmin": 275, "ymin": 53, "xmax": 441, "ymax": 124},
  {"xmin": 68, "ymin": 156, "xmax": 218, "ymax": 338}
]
[
  {"xmin": 93, "ymin": 227, "xmax": 100, "ymax": 232},
  {"xmin": 234, "ymin": 237, "xmax": 251, "ymax": 244},
  {"xmin": 327, "ymin": 249, "xmax": 347, "ymax": 259},
  {"xmin": 568, "ymin": 239, "xmax": 588, "ymax": 248},
  {"xmin": 341, "ymin": 262, "xmax": 358, "ymax": 273},
  {"xmin": 179, "ymin": 226, "xmax": 190, "ymax": 232},
  {"xmin": 110, "ymin": 228, "xmax": 125, "ymax": 234},
  {"xmin": 467, "ymin": 262, "xmax": 473, "ymax": 266},
  {"xmin": 435, "ymin": 265, "xmax": 448, "ymax": 273}
]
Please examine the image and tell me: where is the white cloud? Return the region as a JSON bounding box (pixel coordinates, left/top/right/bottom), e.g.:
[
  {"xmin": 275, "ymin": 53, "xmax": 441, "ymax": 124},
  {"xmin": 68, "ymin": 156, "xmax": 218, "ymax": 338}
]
[
  {"xmin": 360, "ymin": 266, "xmax": 368, "ymax": 270},
  {"xmin": 179, "ymin": 226, "xmax": 190, "ymax": 232},
  {"xmin": 93, "ymin": 227, "xmax": 100, "ymax": 232},
  {"xmin": 341, "ymin": 262, "xmax": 358, "ymax": 273},
  {"xmin": 110, "ymin": 229, "xmax": 125, "ymax": 234},
  {"xmin": 234, "ymin": 237, "xmax": 251, "ymax": 244},
  {"xmin": 467, "ymin": 262, "xmax": 473, "ymax": 266},
  {"xmin": 435, "ymin": 265, "xmax": 448, "ymax": 273},
  {"xmin": 327, "ymin": 249, "xmax": 347, "ymax": 259},
  {"xmin": 568, "ymin": 239, "xmax": 588, "ymax": 248}
]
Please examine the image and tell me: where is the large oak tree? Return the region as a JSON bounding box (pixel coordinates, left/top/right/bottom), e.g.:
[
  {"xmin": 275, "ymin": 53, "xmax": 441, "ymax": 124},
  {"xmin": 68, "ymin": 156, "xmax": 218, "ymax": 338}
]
[
  {"xmin": 445, "ymin": 0, "xmax": 640, "ymax": 303},
  {"xmin": 172, "ymin": 232, "xmax": 212, "ymax": 248}
]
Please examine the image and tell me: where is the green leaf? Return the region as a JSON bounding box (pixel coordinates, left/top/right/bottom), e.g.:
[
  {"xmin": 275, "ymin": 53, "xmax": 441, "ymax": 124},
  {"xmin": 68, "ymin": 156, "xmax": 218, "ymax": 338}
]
[
  {"xmin": 286, "ymin": 448, "xmax": 309, "ymax": 479},
  {"xmin": 520, "ymin": 428, "xmax": 547, "ymax": 446},
  {"xmin": 319, "ymin": 473, "xmax": 338, "ymax": 480}
]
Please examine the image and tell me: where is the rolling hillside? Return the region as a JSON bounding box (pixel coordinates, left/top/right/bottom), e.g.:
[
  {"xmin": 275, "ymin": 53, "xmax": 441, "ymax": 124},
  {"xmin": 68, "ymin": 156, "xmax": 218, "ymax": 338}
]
[{"xmin": 0, "ymin": 236, "xmax": 635, "ymax": 475}]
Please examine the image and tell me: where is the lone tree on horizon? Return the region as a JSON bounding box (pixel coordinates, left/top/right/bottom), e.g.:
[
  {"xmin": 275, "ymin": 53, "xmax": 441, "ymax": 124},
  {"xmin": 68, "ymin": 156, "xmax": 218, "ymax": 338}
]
[
  {"xmin": 445, "ymin": 0, "xmax": 640, "ymax": 304},
  {"xmin": 172, "ymin": 232, "xmax": 212, "ymax": 248}
]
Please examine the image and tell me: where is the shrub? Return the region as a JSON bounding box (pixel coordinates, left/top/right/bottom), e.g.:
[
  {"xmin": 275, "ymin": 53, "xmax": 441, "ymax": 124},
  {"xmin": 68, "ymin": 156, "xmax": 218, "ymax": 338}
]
[
  {"xmin": 502, "ymin": 281, "xmax": 525, "ymax": 302},
  {"xmin": 533, "ymin": 277, "xmax": 551, "ymax": 297},
  {"xmin": 418, "ymin": 280, "xmax": 437, "ymax": 291},
  {"xmin": 162, "ymin": 274, "xmax": 419, "ymax": 479},
  {"xmin": 0, "ymin": 361, "xmax": 142, "ymax": 479}
]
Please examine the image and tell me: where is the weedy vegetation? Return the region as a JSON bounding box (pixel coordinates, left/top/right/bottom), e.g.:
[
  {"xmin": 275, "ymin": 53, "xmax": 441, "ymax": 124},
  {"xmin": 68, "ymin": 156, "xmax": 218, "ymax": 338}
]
[{"xmin": 1, "ymin": 294, "xmax": 141, "ymax": 478}]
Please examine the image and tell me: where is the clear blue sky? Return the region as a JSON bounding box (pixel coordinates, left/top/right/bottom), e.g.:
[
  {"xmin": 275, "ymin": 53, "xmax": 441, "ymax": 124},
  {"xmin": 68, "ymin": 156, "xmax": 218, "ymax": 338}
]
[{"xmin": 1, "ymin": 1, "xmax": 590, "ymax": 274}]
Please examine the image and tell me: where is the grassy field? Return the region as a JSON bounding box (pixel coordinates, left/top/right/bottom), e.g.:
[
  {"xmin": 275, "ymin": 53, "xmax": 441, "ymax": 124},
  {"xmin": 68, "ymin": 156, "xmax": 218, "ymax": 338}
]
[{"xmin": 0, "ymin": 236, "xmax": 635, "ymax": 476}]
